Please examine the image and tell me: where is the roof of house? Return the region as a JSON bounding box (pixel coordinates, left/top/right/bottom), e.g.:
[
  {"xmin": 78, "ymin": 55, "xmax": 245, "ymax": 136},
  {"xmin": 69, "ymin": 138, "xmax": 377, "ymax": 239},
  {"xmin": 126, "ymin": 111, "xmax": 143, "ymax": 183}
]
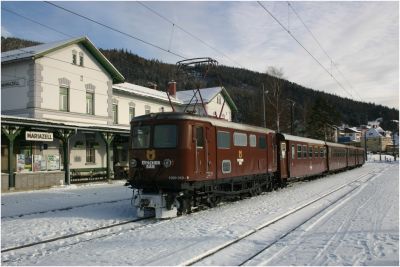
[
  {"xmin": 344, "ymin": 127, "xmax": 361, "ymax": 133},
  {"xmin": 1, "ymin": 36, "xmax": 125, "ymax": 84},
  {"xmin": 113, "ymin": 82, "xmax": 181, "ymax": 104},
  {"xmin": 176, "ymin": 86, "xmax": 238, "ymax": 112}
]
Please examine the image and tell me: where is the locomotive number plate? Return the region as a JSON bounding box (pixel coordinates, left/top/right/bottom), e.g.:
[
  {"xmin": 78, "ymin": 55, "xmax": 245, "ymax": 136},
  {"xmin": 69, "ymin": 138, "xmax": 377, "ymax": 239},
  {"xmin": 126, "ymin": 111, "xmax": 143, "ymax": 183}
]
[{"xmin": 142, "ymin": 160, "xmax": 161, "ymax": 169}]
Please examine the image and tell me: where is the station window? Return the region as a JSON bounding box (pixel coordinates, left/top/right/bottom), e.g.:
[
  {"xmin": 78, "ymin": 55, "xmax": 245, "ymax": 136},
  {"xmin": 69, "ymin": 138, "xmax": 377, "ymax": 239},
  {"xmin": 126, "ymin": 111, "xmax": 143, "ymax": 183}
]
[
  {"xmin": 112, "ymin": 104, "xmax": 118, "ymax": 124},
  {"xmin": 129, "ymin": 106, "xmax": 135, "ymax": 121},
  {"xmin": 249, "ymin": 134, "xmax": 257, "ymax": 147},
  {"xmin": 233, "ymin": 132, "xmax": 247, "ymax": 147},
  {"xmin": 297, "ymin": 144, "xmax": 302, "ymax": 159},
  {"xmin": 59, "ymin": 86, "xmax": 69, "ymax": 111},
  {"xmin": 145, "ymin": 105, "xmax": 151, "ymax": 115},
  {"xmin": 79, "ymin": 52, "xmax": 84, "ymax": 67},
  {"xmin": 86, "ymin": 92, "xmax": 94, "ymax": 115},
  {"xmin": 217, "ymin": 131, "xmax": 230, "ymax": 149},
  {"xmin": 85, "ymin": 134, "xmax": 96, "ymax": 164},
  {"xmin": 72, "ymin": 53, "xmax": 77, "ymax": 65}
]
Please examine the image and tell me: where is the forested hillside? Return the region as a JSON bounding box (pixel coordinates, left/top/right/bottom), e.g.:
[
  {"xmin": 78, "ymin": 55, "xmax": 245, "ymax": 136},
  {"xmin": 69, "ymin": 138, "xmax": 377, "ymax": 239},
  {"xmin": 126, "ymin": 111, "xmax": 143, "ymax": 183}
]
[{"xmin": 2, "ymin": 36, "xmax": 398, "ymax": 135}]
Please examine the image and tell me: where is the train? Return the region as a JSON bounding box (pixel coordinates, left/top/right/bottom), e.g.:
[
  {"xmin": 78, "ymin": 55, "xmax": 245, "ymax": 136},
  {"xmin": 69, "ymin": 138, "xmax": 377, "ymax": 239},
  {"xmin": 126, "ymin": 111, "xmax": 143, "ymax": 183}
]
[{"xmin": 126, "ymin": 112, "xmax": 365, "ymax": 218}]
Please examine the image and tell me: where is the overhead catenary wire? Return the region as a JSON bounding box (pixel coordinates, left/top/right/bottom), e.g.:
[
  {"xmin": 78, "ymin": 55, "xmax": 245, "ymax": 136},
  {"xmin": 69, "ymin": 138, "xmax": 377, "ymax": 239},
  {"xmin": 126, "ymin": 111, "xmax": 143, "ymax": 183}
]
[
  {"xmin": 257, "ymin": 1, "xmax": 356, "ymax": 100},
  {"xmin": 2, "ymin": 7, "xmax": 74, "ymax": 38},
  {"xmin": 136, "ymin": 1, "xmax": 246, "ymax": 69},
  {"xmin": 287, "ymin": 2, "xmax": 363, "ymax": 102},
  {"xmin": 44, "ymin": 1, "xmax": 189, "ymax": 60}
]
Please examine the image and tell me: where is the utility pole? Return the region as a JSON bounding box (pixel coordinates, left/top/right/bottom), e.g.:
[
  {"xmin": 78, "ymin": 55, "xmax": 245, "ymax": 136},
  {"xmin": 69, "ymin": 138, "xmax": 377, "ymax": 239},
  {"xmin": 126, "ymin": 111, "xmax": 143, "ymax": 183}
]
[
  {"xmin": 262, "ymin": 84, "xmax": 268, "ymax": 128},
  {"xmin": 287, "ymin": 98, "xmax": 295, "ymax": 135}
]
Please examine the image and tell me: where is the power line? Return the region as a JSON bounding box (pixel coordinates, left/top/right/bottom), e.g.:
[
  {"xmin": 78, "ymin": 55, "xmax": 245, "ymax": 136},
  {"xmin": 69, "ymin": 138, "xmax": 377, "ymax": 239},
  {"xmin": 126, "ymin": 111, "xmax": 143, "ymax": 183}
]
[
  {"xmin": 136, "ymin": 1, "xmax": 246, "ymax": 69},
  {"xmin": 257, "ymin": 1, "xmax": 355, "ymax": 100},
  {"xmin": 44, "ymin": 1, "xmax": 189, "ymax": 60},
  {"xmin": 2, "ymin": 7, "xmax": 74, "ymax": 38},
  {"xmin": 287, "ymin": 2, "xmax": 363, "ymax": 102}
]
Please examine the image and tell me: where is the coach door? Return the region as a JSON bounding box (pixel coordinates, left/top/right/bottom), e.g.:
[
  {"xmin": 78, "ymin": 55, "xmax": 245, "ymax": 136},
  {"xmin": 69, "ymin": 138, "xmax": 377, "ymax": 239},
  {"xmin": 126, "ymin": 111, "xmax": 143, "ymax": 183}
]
[
  {"xmin": 279, "ymin": 142, "xmax": 288, "ymax": 178},
  {"xmin": 193, "ymin": 125, "xmax": 206, "ymax": 178}
]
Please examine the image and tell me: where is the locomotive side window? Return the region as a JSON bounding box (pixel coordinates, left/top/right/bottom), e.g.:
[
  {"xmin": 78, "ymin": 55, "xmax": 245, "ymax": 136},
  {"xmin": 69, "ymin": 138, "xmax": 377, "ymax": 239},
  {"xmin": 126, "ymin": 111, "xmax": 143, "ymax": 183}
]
[
  {"xmin": 132, "ymin": 126, "xmax": 150, "ymax": 149},
  {"xmin": 154, "ymin": 125, "xmax": 177, "ymax": 148},
  {"xmin": 194, "ymin": 126, "xmax": 204, "ymax": 148},
  {"xmin": 233, "ymin": 132, "xmax": 247, "ymax": 147},
  {"xmin": 217, "ymin": 131, "xmax": 230, "ymax": 149},
  {"xmin": 297, "ymin": 144, "xmax": 302, "ymax": 159},
  {"xmin": 259, "ymin": 136, "xmax": 266, "ymax": 149},
  {"xmin": 222, "ymin": 160, "xmax": 231, "ymax": 174},
  {"xmin": 249, "ymin": 134, "xmax": 257, "ymax": 147}
]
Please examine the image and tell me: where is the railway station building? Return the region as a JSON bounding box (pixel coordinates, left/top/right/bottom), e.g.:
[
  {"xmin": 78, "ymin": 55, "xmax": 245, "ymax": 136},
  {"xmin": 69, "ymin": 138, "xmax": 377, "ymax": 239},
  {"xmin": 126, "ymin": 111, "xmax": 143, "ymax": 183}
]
[{"xmin": 1, "ymin": 36, "xmax": 237, "ymax": 192}]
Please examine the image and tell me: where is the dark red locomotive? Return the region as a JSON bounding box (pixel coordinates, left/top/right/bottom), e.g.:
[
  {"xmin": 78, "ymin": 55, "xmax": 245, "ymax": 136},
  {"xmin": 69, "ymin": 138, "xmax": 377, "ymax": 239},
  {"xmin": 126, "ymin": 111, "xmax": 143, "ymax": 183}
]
[{"xmin": 127, "ymin": 112, "xmax": 365, "ymax": 218}]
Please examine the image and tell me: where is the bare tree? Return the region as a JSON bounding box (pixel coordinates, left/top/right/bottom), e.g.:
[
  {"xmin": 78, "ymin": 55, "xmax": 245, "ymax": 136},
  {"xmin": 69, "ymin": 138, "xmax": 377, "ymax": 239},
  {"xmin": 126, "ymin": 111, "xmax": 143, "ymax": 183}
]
[{"xmin": 265, "ymin": 66, "xmax": 285, "ymax": 132}]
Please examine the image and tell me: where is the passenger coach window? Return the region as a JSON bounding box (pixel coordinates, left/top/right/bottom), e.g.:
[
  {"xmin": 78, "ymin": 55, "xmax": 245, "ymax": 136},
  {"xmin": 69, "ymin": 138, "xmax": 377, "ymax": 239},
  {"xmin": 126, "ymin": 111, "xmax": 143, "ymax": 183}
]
[
  {"xmin": 291, "ymin": 144, "xmax": 295, "ymax": 159},
  {"xmin": 297, "ymin": 145, "xmax": 302, "ymax": 159},
  {"xmin": 259, "ymin": 136, "xmax": 267, "ymax": 149},
  {"xmin": 154, "ymin": 125, "xmax": 177, "ymax": 148},
  {"xmin": 217, "ymin": 131, "xmax": 230, "ymax": 149},
  {"xmin": 303, "ymin": 145, "xmax": 307, "ymax": 158},
  {"xmin": 320, "ymin": 148, "xmax": 324, "ymax": 158},
  {"xmin": 309, "ymin": 147, "xmax": 313, "ymax": 158},
  {"xmin": 132, "ymin": 126, "xmax": 150, "ymax": 149},
  {"xmin": 233, "ymin": 132, "xmax": 247, "ymax": 147}
]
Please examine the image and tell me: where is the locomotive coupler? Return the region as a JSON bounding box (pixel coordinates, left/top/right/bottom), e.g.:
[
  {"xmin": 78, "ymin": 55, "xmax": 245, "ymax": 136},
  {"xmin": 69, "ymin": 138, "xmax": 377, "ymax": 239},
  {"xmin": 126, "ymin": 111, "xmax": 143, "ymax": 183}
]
[{"xmin": 133, "ymin": 189, "xmax": 180, "ymax": 219}]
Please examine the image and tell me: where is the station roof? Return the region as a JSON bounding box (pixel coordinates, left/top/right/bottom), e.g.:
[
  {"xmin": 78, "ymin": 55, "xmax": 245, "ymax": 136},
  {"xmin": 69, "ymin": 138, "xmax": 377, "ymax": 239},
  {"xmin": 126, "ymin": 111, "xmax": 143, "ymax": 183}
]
[{"xmin": 1, "ymin": 36, "xmax": 125, "ymax": 84}]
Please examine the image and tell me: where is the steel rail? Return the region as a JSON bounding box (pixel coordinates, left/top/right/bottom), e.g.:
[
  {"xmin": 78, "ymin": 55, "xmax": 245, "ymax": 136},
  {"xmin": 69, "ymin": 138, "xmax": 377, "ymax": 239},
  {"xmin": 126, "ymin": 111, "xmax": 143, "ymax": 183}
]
[
  {"xmin": 1, "ymin": 198, "xmax": 131, "ymax": 219},
  {"xmin": 181, "ymin": 169, "xmax": 376, "ymax": 266},
  {"xmin": 1, "ymin": 216, "xmax": 152, "ymax": 253}
]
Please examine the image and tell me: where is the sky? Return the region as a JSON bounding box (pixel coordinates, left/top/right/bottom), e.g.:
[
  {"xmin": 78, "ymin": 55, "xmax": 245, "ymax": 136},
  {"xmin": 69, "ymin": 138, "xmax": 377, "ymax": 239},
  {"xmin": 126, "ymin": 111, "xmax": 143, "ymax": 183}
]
[{"xmin": 1, "ymin": 1, "xmax": 399, "ymax": 109}]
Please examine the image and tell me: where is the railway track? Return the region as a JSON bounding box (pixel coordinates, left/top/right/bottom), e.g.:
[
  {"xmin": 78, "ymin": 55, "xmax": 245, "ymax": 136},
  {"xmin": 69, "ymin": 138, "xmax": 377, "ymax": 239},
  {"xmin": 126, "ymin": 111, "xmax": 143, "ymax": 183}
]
[
  {"xmin": 1, "ymin": 216, "xmax": 153, "ymax": 254},
  {"xmin": 1, "ymin": 198, "xmax": 131, "ymax": 219},
  {"xmin": 180, "ymin": 167, "xmax": 383, "ymax": 266}
]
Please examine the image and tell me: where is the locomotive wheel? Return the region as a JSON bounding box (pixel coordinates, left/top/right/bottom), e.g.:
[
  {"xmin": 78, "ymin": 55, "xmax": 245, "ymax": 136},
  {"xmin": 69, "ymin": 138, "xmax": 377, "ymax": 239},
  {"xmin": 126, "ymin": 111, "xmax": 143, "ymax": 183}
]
[{"xmin": 178, "ymin": 197, "xmax": 192, "ymax": 215}]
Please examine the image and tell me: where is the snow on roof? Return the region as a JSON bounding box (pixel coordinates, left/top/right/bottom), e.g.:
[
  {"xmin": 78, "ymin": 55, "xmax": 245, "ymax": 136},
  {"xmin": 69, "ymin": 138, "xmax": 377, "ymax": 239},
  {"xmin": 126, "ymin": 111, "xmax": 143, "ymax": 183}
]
[
  {"xmin": 176, "ymin": 87, "xmax": 222, "ymax": 104},
  {"xmin": 113, "ymin": 82, "xmax": 181, "ymax": 104},
  {"xmin": 1, "ymin": 37, "xmax": 83, "ymax": 62}
]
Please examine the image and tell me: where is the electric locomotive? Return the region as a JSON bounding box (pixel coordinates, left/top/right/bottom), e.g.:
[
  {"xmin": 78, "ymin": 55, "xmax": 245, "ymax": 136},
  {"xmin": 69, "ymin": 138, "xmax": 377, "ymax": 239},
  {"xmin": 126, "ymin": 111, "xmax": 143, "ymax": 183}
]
[{"xmin": 127, "ymin": 112, "xmax": 279, "ymax": 218}]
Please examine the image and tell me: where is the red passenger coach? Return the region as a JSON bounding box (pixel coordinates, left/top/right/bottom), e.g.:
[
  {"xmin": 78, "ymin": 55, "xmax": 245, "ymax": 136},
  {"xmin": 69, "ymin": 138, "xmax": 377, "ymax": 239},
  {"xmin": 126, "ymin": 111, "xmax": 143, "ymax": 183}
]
[
  {"xmin": 277, "ymin": 133, "xmax": 327, "ymax": 180},
  {"xmin": 326, "ymin": 142, "xmax": 349, "ymax": 171}
]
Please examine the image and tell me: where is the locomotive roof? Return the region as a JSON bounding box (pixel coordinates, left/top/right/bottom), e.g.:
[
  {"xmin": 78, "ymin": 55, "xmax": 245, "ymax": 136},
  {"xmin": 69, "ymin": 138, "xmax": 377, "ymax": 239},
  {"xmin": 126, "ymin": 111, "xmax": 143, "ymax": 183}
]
[
  {"xmin": 131, "ymin": 112, "xmax": 275, "ymax": 134},
  {"xmin": 277, "ymin": 133, "xmax": 326, "ymax": 145}
]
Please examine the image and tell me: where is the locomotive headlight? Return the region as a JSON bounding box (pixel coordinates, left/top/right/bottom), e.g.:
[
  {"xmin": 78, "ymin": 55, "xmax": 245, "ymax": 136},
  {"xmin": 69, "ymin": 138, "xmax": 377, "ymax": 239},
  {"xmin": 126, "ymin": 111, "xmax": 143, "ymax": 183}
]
[
  {"xmin": 163, "ymin": 158, "xmax": 172, "ymax": 168},
  {"xmin": 130, "ymin": 158, "xmax": 138, "ymax": 168}
]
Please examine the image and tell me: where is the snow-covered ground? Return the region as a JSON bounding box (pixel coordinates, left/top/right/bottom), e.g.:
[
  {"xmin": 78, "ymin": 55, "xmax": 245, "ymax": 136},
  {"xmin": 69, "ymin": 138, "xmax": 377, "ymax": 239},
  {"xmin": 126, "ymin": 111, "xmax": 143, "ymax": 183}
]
[{"xmin": 1, "ymin": 158, "xmax": 398, "ymax": 266}]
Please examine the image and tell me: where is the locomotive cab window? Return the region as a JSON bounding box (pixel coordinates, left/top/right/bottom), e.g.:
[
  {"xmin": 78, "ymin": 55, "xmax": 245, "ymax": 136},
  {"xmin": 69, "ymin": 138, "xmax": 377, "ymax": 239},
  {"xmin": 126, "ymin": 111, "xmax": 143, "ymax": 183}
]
[
  {"xmin": 132, "ymin": 126, "xmax": 150, "ymax": 149},
  {"xmin": 217, "ymin": 131, "xmax": 230, "ymax": 149},
  {"xmin": 154, "ymin": 125, "xmax": 177, "ymax": 148}
]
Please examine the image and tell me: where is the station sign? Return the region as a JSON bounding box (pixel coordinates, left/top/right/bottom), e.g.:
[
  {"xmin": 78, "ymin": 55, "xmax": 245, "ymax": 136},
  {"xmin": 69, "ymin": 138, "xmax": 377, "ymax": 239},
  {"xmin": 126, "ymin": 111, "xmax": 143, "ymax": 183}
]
[{"xmin": 25, "ymin": 131, "xmax": 53, "ymax": 142}]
